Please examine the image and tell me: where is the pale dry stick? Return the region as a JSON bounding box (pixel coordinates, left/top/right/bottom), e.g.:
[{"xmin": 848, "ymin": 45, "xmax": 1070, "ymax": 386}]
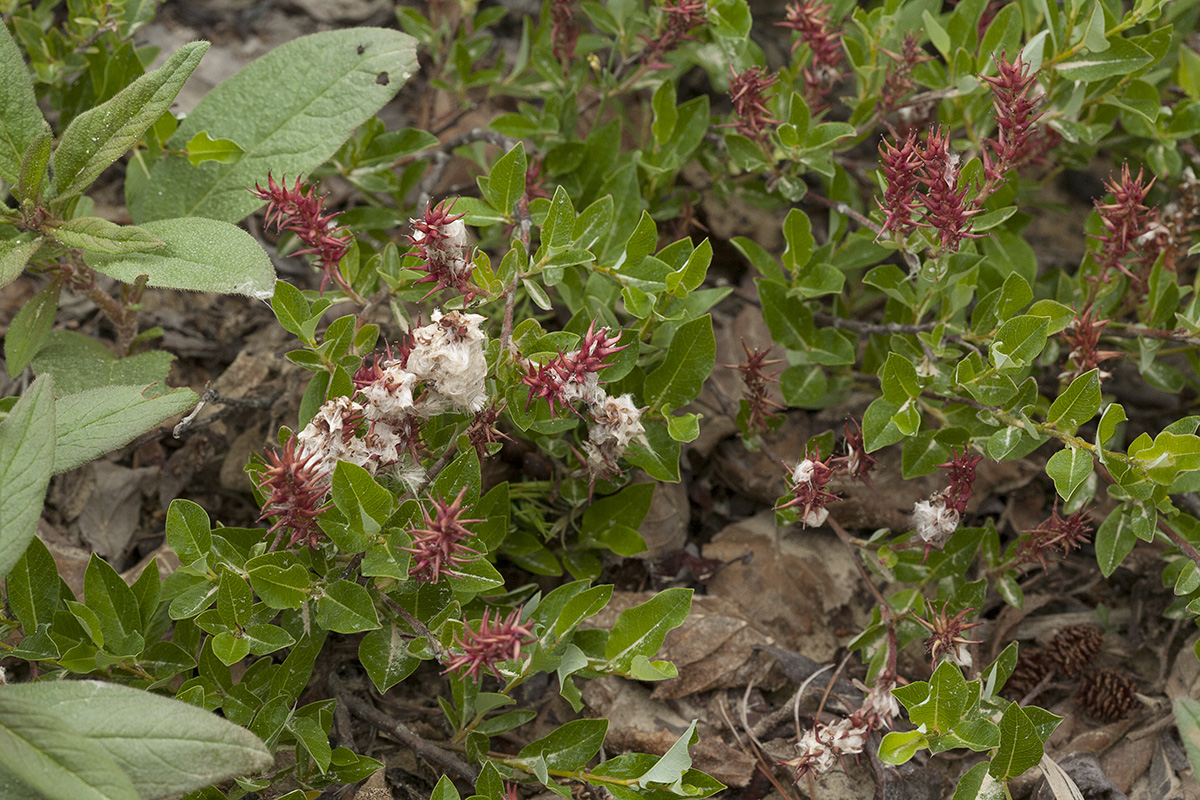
[
  {"xmin": 739, "ymin": 678, "xmax": 769, "ymax": 755},
  {"xmin": 732, "ymin": 682, "xmax": 804, "ymax": 800},
  {"xmin": 793, "ymin": 663, "xmax": 835, "ymax": 741}
]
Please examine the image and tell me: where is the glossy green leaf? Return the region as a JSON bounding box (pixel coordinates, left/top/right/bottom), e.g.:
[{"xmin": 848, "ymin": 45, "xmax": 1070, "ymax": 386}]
[
  {"xmin": 1047, "ymin": 370, "xmax": 1101, "ymax": 432},
  {"xmin": 518, "ymin": 719, "xmax": 608, "ymax": 772},
  {"xmin": 484, "ymin": 142, "xmax": 527, "ymax": 218},
  {"xmin": 316, "ymin": 580, "xmax": 380, "ymax": 633},
  {"xmin": 642, "ymin": 316, "xmax": 715, "ymax": 412},
  {"xmin": 1056, "ymin": 36, "xmax": 1153, "ymax": 81},
  {"xmin": 359, "ymin": 623, "xmax": 420, "ymax": 693},
  {"xmin": 878, "ymin": 730, "xmax": 927, "ymax": 765},
  {"xmin": 990, "ymin": 315, "xmax": 1049, "ymax": 370},
  {"xmin": 1046, "ymin": 447, "xmax": 1093, "ymax": 500},
  {"xmin": 990, "ymin": 702, "xmax": 1044, "ymax": 780},
  {"xmin": 604, "ymin": 587, "xmax": 691, "ymax": 672},
  {"xmin": 184, "ymin": 131, "xmax": 244, "ymax": 166}
]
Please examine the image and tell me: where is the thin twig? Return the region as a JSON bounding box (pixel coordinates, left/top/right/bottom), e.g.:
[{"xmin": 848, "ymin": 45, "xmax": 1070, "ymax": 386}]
[
  {"xmin": 410, "ymin": 128, "xmax": 522, "ymax": 210},
  {"xmin": 498, "ymin": 194, "xmax": 532, "ymax": 354},
  {"xmin": 330, "ymin": 674, "xmax": 476, "ymax": 782},
  {"xmin": 805, "ymin": 191, "xmax": 922, "ymax": 274},
  {"xmin": 814, "ymin": 312, "xmax": 938, "ymax": 335}
]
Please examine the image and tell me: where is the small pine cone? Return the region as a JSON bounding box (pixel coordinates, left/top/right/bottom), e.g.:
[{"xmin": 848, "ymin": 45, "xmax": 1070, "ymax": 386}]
[
  {"xmin": 1003, "ymin": 646, "xmax": 1049, "ymax": 699},
  {"xmin": 1047, "ymin": 623, "xmax": 1104, "ymax": 679},
  {"xmin": 1075, "ymin": 669, "xmax": 1139, "ymax": 723}
]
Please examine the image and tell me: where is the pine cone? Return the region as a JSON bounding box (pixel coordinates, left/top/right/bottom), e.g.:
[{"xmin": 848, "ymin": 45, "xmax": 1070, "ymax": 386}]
[
  {"xmin": 1003, "ymin": 646, "xmax": 1050, "ymax": 699},
  {"xmin": 1047, "ymin": 623, "xmax": 1104, "ymax": 679},
  {"xmin": 1075, "ymin": 669, "xmax": 1139, "ymax": 722}
]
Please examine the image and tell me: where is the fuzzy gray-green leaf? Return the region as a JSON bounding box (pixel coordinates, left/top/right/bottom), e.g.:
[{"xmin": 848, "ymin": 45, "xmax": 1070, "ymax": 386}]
[{"xmin": 131, "ymin": 29, "xmax": 416, "ymax": 223}]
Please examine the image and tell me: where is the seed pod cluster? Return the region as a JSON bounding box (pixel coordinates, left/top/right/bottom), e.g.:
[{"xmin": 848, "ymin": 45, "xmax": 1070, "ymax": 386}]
[
  {"xmin": 1047, "ymin": 623, "xmax": 1105, "ymax": 679},
  {"xmin": 1075, "ymin": 669, "xmax": 1139, "ymax": 723},
  {"xmin": 1003, "ymin": 647, "xmax": 1049, "ymax": 700},
  {"xmin": 1002, "ymin": 623, "xmax": 1105, "ymax": 700}
]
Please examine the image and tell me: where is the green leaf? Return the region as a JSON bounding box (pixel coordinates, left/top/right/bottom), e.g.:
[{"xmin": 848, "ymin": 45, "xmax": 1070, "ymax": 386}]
[
  {"xmin": 316, "ymin": 580, "xmax": 380, "ymax": 634},
  {"xmin": 642, "ymin": 316, "xmax": 715, "ymax": 412},
  {"xmin": 32, "ymin": 330, "xmax": 174, "ymax": 395},
  {"xmin": 247, "ymin": 553, "xmax": 311, "ymax": 609},
  {"xmin": 621, "ymin": 211, "xmax": 657, "ymax": 267},
  {"xmin": 47, "ymin": 218, "xmax": 163, "ymax": 255},
  {"xmin": 923, "ymin": 10, "xmax": 951, "ymax": 56},
  {"xmin": 1096, "ymin": 506, "xmax": 1135, "ymax": 577},
  {"xmin": 359, "ymin": 623, "xmax": 420, "ymax": 693},
  {"xmin": 53, "ymin": 385, "xmax": 199, "ymax": 474},
  {"xmin": 952, "ymin": 762, "xmax": 1004, "ymax": 800},
  {"xmin": 582, "ymin": 483, "xmax": 654, "ymax": 552},
  {"xmin": 133, "ymin": 30, "xmax": 416, "ymax": 223},
  {"xmin": 0, "ymin": 376, "xmax": 55, "ymax": 580},
  {"xmin": 665, "ymin": 238, "xmax": 712, "ymax": 297},
  {"xmin": 1175, "ymin": 699, "xmax": 1200, "ymax": 780},
  {"xmin": 878, "ymin": 730, "xmax": 927, "ymax": 765},
  {"xmin": 990, "ymin": 315, "xmax": 1049, "ymax": 370},
  {"xmin": 1056, "ymin": 36, "xmax": 1153, "ymax": 81},
  {"xmin": 3, "ymin": 680, "xmax": 273, "ymax": 798},
  {"xmin": 51, "ymin": 42, "xmax": 208, "ymax": 201},
  {"xmin": 165, "ymin": 499, "xmax": 212, "ymax": 566},
  {"xmin": 217, "ymin": 569, "xmax": 253, "ymax": 628},
  {"xmin": 0, "ymin": 23, "xmax": 46, "ymax": 185},
  {"xmin": 484, "ymin": 142, "xmax": 527, "ymax": 218},
  {"xmin": 0, "ymin": 692, "xmax": 138, "ymax": 800},
  {"xmin": 881, "ymin": 352, "xmax": 921, "ymax": 402},
  {"xmin": 518, "ymin": 719, "xmax": 608, "ymax": 771},
  {"xmin": 540, "ymin": 185, "xmax": 575, "ymax": 251},
  {"xmin": 907, "ymin": 661, "xmax": 978, "ymax": 734},
  {"xmin": 990, "ymin": 702, "xmax": 1044, "ymax": 780},
  {"xmin": 211, "ymin": 631, "xmax": 249, "ymax": 666},
  {"xmin": 84, "ymin": 555, "xmax": 145, "ymax": 657},
  {"xmin": 1048, "ymin": 370, "xmax": 1101, "ymax": 432},
  {"xmin": 1046, "ymin": 447, "xmax": 1093, "ymax": 500},
  {"xmin": 18, "ymin": 124, "xmax": 52, "ymax": 206},
  {"xmin": 7, "ymin": 537, "xmax": 59, "ymax": 630},
  {"xmin": 757, "ymin": 279, "xmax": 811, "ymax": 349},
  {"xmin": 604, "ymin": 587, "xmax": 691, "ymax": 672},
  {"xmin": 651, "ymin": 81, "xmax": 677, "ymax": 147},
  {"xmin": 5, "ymin": 279, "xmax": 60, "ymax": 378},
  {"xmin": 781, "ymin": 208, "xmax": 814, "ymax": 273},
  {"xmin": 0, "ymin": 238, "xmax": 44, "ymax": 290},
  {"xmin": 184, "ymin": 131, "xmax": 244, "ymax": 166},
  {"xmin": 331, "ymin": 460, "xmax": 394, "ymax": 537},
  {"xmin": 85, "ymin": 217, "xmax": 275, "ymax": 299},
  {"xmin": 1083, "ymin": 3, "xmax": 1110, "ymax": 52},
  {"xmin": 637, "ymin": 720, "xmax": 699, "ymax": 788},
  {"xmin": 242, "ymin": 624, "xmax": 294, "ymax": 656},
  {"xmin": 431, "ymin": 775, "xmax": 461, "ymax": 800}
]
